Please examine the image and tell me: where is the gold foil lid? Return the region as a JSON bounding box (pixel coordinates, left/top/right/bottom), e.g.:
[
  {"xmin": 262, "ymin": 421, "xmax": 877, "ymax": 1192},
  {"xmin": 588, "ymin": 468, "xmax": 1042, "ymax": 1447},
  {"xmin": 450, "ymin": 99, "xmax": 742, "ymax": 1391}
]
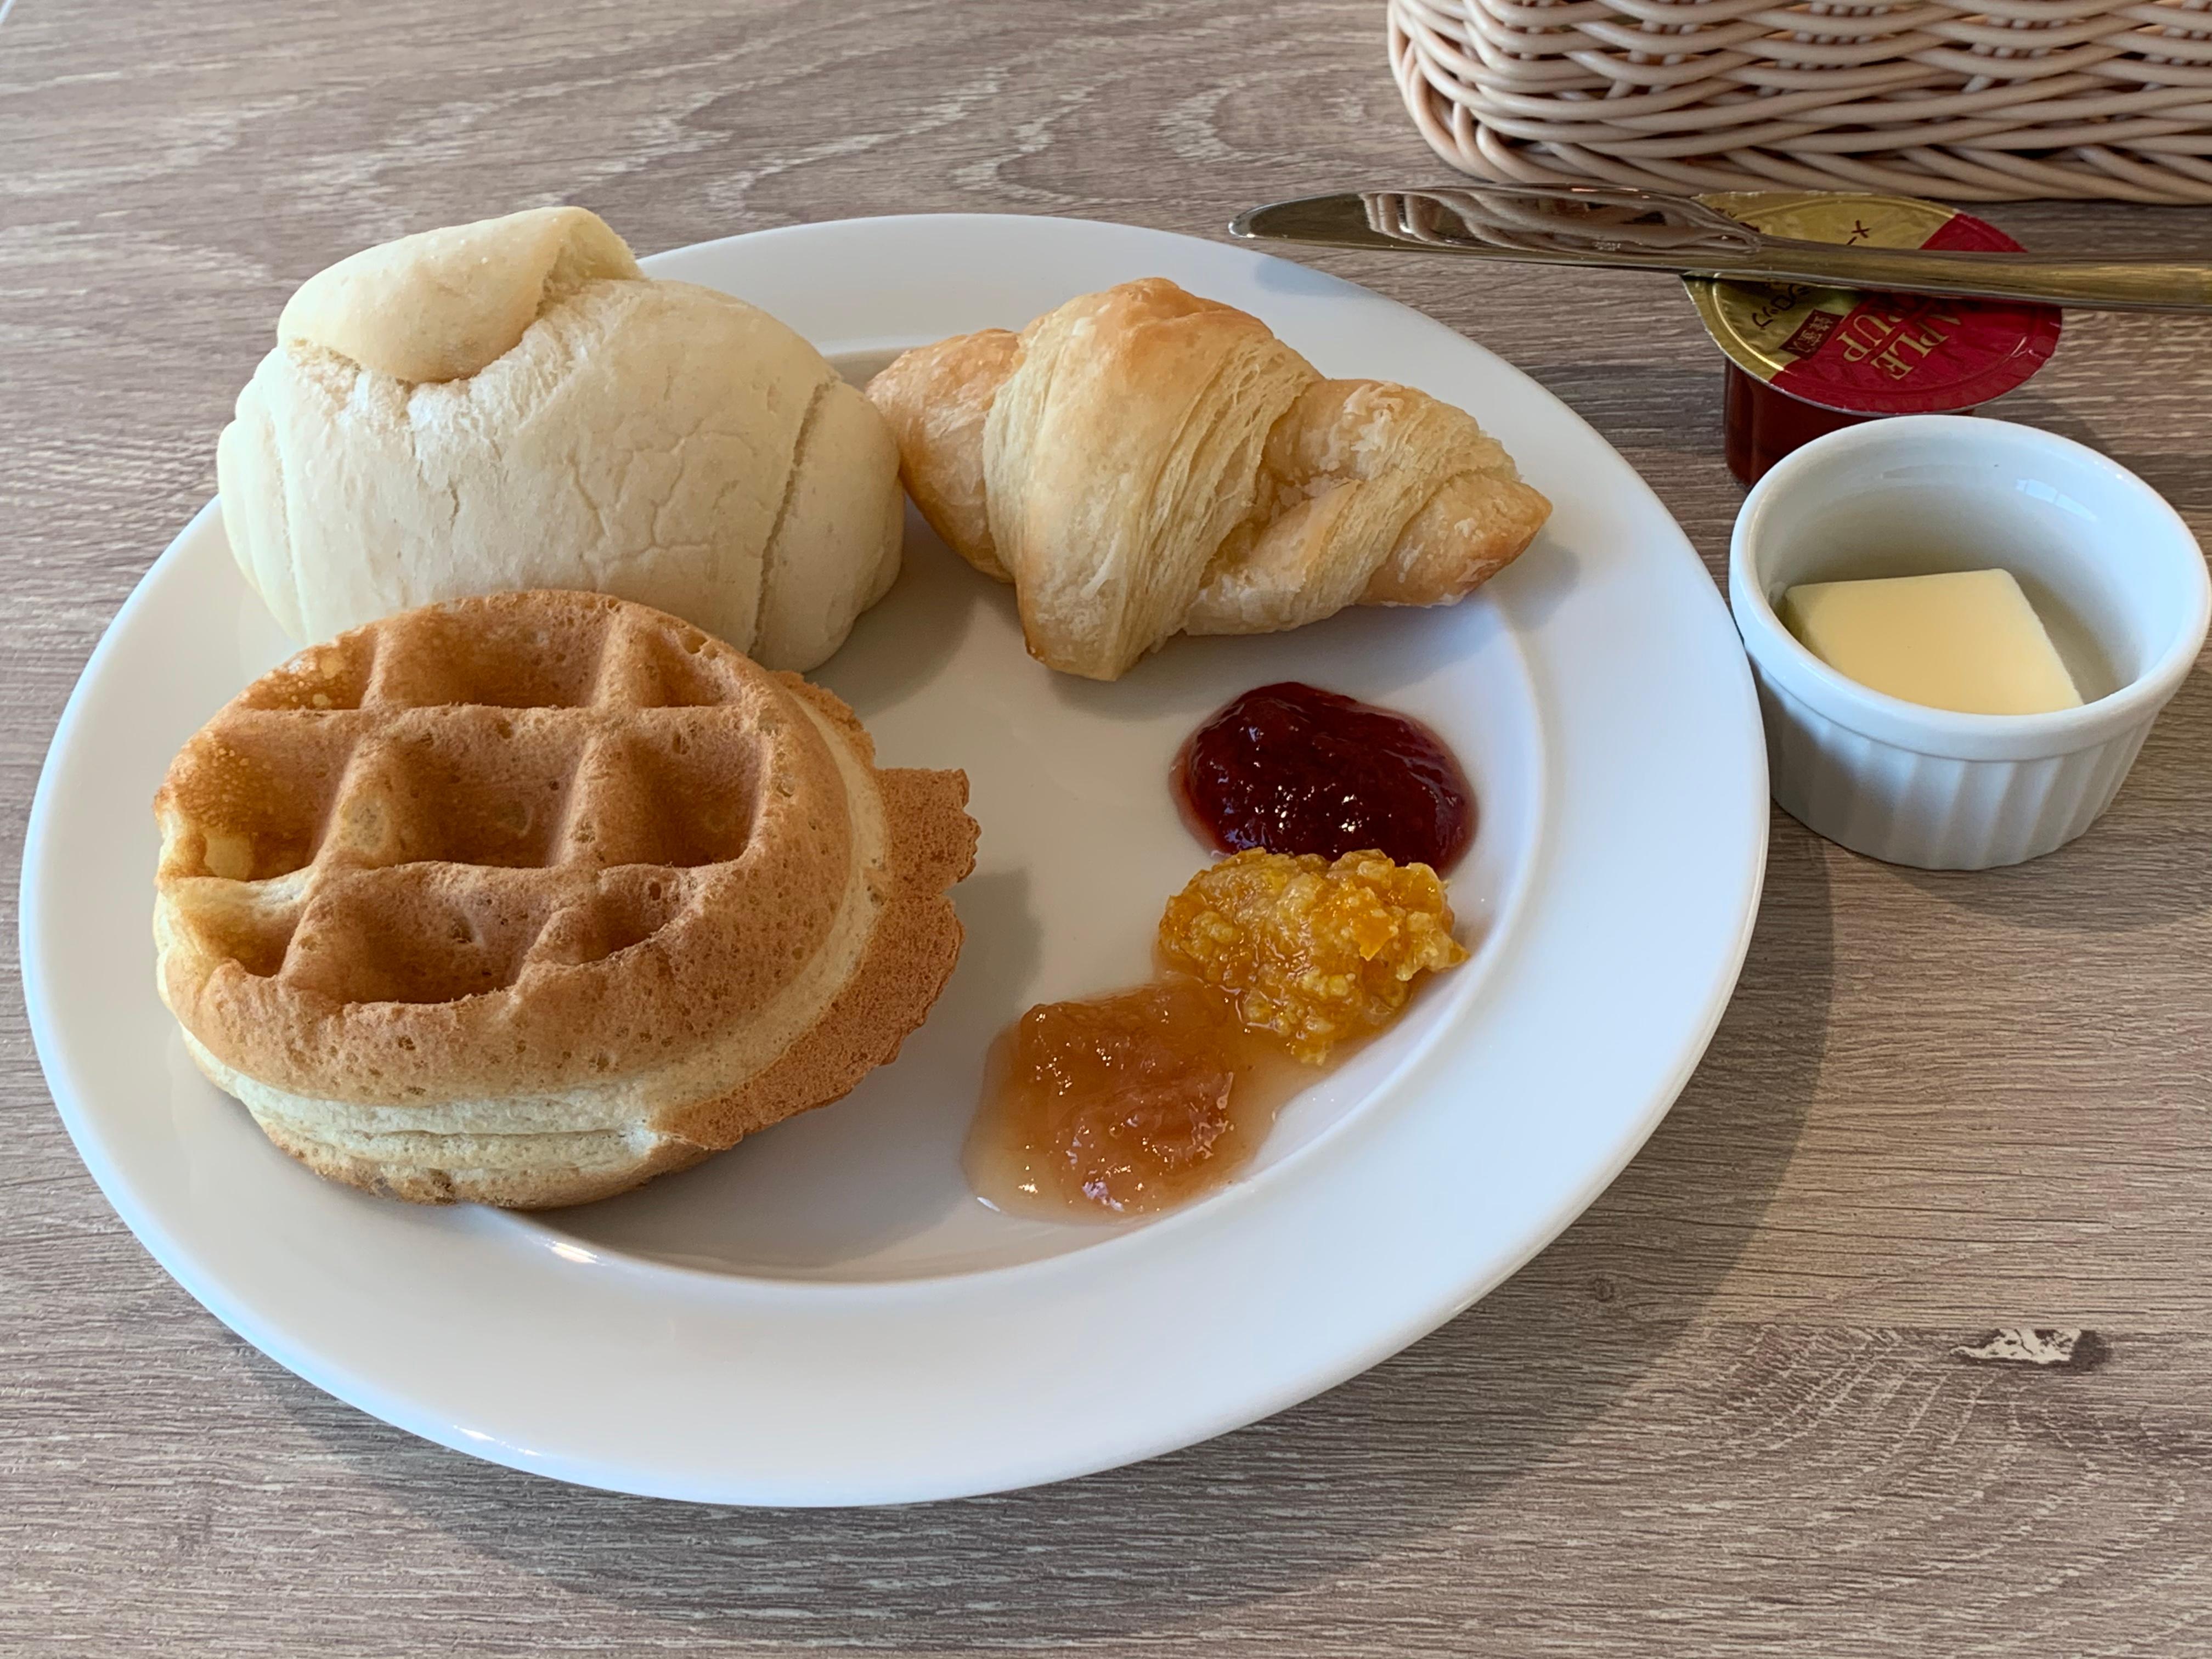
[{"xmin": 1686, "ymin": 192, "xmax": 2061, "ymax": 416}]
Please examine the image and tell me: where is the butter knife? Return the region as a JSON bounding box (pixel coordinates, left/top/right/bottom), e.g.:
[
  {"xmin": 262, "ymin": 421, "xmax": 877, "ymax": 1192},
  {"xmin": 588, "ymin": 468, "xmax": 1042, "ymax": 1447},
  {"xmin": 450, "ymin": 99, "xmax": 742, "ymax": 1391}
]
[{"xmin": 1229, "ymin": 187, "xmax": 2212, "ymax": 313}]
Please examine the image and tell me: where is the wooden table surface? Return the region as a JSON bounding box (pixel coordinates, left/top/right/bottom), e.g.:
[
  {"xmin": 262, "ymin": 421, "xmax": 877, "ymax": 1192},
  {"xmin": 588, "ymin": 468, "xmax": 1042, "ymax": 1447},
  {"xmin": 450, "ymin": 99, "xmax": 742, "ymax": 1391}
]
[{"xmin": 7, "ymin": 2, "xmax": 2211, "ymax": 1653}]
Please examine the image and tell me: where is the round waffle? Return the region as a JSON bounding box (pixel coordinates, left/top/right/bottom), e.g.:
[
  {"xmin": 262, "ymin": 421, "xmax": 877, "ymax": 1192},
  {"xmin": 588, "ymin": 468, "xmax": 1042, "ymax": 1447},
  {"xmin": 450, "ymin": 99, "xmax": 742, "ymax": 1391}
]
[{"xmin": 153, "ymin": 591, "xmax": 977, "ymax": 1209}]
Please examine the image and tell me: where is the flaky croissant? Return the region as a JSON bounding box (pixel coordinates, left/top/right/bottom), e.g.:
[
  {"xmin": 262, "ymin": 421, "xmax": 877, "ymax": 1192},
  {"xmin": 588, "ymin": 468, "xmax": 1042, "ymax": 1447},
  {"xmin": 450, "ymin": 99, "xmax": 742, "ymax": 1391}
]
[{"xmin": 866, "ymin": 278, "xmax": 1551, "ymax": 681}]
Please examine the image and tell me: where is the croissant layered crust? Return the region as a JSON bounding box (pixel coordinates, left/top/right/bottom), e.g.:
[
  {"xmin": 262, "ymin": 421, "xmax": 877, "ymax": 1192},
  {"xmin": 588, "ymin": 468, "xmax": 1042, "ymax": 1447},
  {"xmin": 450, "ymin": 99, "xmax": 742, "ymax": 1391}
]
[{"xmin": 868, "ymin": 278, "xmax": 1552, "ymax": 680}]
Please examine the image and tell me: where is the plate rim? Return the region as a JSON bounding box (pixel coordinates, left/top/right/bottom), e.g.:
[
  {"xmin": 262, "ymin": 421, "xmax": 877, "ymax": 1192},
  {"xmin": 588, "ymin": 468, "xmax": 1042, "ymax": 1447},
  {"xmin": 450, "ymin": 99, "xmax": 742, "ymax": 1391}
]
[{"xmin": 20, "ymin": 212, "xmax": 1768, "ymax": 1503}]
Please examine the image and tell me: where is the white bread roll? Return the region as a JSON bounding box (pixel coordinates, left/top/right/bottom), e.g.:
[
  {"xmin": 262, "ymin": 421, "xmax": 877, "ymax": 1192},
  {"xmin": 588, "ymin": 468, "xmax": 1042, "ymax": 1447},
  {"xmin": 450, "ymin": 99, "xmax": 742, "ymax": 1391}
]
[{"xmin": 217, "ymin": 207, "xmax": 903, "ymax": 671}]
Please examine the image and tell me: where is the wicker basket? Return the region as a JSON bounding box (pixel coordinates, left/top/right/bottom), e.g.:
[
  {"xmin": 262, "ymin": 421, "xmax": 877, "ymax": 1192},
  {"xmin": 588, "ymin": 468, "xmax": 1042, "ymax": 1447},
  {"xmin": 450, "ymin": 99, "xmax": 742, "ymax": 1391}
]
[{"xmin": 1389, "ymin": 0, "xmax": 2212, "ymax": 203}]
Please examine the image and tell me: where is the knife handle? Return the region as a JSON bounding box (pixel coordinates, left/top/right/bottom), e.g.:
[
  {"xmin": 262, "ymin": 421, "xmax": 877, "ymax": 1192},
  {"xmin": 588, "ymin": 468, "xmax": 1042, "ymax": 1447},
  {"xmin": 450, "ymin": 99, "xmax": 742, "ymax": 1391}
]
[{"xmin": 1722, "ymin": 242, "xmax": 2212, "ymax": 312}]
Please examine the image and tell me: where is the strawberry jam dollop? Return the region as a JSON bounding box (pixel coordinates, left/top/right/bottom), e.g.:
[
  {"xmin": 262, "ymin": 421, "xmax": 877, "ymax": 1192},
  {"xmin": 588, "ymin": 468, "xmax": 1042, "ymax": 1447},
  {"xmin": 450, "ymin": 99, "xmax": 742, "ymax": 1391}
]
[{"xmin": 1175, "ymin": 681, "xmax": 1474, "ymax": 871}]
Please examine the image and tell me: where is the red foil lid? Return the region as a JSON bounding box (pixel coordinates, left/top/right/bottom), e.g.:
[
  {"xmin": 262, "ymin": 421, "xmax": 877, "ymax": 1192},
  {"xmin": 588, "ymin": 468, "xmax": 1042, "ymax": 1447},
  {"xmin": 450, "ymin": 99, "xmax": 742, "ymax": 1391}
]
[{"xmin": 1686, "ymin": 193, "xmax": 2062, "ymax": 417}]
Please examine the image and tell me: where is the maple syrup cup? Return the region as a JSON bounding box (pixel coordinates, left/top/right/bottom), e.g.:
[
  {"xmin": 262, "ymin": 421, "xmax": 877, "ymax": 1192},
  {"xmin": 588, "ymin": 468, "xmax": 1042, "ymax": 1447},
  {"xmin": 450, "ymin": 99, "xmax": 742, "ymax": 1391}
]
[{"xmin": 1729, "ymin": 415, "xmax": 2209, "ymax": 870}]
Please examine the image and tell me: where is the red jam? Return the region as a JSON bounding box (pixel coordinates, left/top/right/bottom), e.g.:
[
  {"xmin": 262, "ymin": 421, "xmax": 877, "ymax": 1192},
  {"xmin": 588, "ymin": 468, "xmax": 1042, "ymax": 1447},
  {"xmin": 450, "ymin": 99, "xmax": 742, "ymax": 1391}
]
[{"xmin": 1175, "ymin": 682, "xmax": 1475, "ymax": 871}]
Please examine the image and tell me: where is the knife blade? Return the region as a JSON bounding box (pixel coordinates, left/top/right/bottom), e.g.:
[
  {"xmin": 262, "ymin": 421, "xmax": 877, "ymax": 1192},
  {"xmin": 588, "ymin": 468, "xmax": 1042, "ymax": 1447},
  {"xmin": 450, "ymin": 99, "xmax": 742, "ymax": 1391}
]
[{"xmin": 1229, "ymin": 187, "xmax": 2212, "ymax": 313}]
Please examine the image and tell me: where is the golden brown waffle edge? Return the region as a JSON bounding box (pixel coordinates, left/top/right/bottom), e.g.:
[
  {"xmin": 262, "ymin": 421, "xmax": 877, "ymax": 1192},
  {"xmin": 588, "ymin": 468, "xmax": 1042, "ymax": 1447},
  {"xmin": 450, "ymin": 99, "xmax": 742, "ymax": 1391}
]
[{"xmin": 153, "ymin": 590, "xmax": 976, "ymax": 1209}]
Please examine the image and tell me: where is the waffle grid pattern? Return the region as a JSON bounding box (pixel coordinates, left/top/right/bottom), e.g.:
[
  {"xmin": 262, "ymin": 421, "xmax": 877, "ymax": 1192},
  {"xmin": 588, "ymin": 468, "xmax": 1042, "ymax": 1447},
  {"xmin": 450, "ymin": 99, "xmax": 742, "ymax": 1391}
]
[
  {"xmin": 1390, "ymin": 0, "xmax": 2212, "ymax": 203},
  {"xmin": 160, "ymin": 600, "xmax": 789, "ymax": 1012}
]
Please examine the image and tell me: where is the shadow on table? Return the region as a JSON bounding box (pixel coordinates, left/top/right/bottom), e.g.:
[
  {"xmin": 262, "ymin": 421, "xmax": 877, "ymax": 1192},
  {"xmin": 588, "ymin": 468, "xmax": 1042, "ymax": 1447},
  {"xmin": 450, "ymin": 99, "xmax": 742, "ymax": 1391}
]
[
  {"xmin": 1893, "ymin": 614, "xmax": 2212, "ymax": 934},
  {"xmin": 1982, "ymin": 390, "xmax": 2208, "ymax": 526},
  {"xmin": 1520, "ymin": 360, "xmax": 1724, "ymax": 460},
  {"xmin": 1889, "ymin": 386, "xmax": 2211, "ymax": 929},
  {"xmin": 261, "ymin": 819, "xmax": 1833, "ymax": 1646}
]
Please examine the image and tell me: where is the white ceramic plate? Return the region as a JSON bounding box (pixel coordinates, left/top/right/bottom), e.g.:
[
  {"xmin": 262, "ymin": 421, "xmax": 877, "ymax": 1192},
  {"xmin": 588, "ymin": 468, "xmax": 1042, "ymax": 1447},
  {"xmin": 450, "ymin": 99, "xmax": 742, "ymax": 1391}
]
[{"xmin": 21, "ymin": 215, "xmax": 1765, "ymax": 1504}]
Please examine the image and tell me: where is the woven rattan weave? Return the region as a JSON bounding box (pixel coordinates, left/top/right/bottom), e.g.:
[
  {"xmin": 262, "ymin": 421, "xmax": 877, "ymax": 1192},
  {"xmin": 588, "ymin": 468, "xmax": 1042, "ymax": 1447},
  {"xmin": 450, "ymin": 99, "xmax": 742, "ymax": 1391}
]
[{"xmin": 1390, "ymin": 0, "xmax": 2212, "ymax": 202}]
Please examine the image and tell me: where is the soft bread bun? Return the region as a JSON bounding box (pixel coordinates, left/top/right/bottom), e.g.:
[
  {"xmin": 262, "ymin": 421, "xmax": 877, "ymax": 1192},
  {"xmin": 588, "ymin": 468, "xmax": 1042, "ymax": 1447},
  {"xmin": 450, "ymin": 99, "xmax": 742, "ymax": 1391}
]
[
  {"xmin": 868, "ymin": 278, "xmax": 1551, "ymax": 680},
  {"xmin": 218, "ymin": 207, "xmax": 903, "ymax": 673},
  {"xmin": 153, "ymin": 591, "xmax": 977, "ymax": 1209}
]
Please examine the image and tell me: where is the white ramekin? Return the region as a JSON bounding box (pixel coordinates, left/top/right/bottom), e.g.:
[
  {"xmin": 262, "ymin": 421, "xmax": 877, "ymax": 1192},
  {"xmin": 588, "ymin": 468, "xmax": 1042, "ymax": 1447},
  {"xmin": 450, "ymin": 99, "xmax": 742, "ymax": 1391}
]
[{"xmin": 1729, "ymin": 415, "xmax": 2210, "ymax": 870}]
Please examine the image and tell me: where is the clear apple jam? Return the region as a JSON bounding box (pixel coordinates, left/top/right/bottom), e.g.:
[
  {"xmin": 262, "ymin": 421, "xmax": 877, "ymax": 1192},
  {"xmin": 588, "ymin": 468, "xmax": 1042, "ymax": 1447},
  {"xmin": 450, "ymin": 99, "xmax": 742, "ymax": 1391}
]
[{"xmin": 966, "ymin": 850, "xmax": 1468, "ymax": 1222}]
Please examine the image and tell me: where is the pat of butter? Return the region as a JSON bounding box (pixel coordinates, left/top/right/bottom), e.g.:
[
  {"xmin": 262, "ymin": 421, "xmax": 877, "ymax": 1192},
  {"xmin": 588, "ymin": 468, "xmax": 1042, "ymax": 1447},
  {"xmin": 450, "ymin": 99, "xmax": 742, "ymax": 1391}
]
[{"xmin": 1779, "ymin": 569, "xmax": 2083, "ymax": 716}]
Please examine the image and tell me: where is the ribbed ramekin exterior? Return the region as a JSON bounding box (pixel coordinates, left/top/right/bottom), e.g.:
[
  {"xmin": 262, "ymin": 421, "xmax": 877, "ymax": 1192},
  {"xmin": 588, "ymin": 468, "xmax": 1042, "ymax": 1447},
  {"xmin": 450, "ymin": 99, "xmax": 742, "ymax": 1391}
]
[
  {"xmin": 1729, "ymin": 419, "xmax": 2208, "ymax": 870},
  {"xmin": 1754, "ymin": 670, "xmax": 2157, "ymax": 869}
]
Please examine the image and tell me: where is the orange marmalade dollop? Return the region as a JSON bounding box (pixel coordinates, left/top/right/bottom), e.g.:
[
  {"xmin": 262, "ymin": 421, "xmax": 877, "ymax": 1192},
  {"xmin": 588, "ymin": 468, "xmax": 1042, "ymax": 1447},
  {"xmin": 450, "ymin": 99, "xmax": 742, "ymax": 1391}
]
[
  {"xmin": 966, "ymin": 850, "xmax": 1469, "ymax": 1221},
  {"xmin": 1158, "ymin": 849, "xmax": 1468, "ymax": 1063}
]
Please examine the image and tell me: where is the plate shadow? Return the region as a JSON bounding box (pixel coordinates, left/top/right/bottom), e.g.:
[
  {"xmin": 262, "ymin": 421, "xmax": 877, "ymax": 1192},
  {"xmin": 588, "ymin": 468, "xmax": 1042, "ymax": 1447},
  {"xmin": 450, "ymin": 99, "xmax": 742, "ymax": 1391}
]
[
  {"xmin": 1893, "ymin": 644, "xmax": 2212, "ymax": 931},
  {"xmin": 252, "ymin": 818, "xmax": 1833, "ymax": 1647}
]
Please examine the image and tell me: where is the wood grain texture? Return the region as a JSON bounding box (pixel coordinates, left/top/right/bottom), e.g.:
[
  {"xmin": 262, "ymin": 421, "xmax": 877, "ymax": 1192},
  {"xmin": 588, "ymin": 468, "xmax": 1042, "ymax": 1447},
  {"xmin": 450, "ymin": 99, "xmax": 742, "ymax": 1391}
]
[{"xmin": 4, "ymin": 0, "xmax": 2210, "ymax": 1653}]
